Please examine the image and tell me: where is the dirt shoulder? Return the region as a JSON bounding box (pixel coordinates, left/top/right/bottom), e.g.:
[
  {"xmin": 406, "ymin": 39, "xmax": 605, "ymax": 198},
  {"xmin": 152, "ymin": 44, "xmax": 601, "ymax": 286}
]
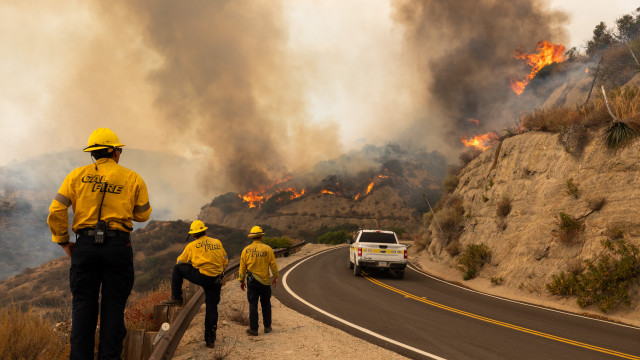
[{"xmin": 172, "ymin": 244, "xmax": 410, "ymax": 360}]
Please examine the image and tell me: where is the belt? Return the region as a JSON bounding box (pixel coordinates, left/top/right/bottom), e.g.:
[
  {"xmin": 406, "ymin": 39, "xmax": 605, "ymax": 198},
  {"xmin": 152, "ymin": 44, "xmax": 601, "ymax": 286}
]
[{"xmin": 77, "ymin": 228, "xmax": 130, "ymax": 238}]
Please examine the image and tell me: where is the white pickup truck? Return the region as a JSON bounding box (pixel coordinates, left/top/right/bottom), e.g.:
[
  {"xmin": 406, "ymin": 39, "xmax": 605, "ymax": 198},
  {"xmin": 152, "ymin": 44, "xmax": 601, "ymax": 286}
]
[{"xmin": 349, "ymin": 229, "xmax": 407, "ymax": 279}]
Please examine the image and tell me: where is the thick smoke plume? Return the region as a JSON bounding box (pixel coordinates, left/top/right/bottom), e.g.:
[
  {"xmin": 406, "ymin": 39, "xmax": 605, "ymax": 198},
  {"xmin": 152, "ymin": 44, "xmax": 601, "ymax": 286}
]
[
  {"xmin": 109, "ymin": 1, "xmax": 342, "ymax": 193},
  {"xmin": 392, "ymin": 0, "xmax": 569, "ymax": 146}
]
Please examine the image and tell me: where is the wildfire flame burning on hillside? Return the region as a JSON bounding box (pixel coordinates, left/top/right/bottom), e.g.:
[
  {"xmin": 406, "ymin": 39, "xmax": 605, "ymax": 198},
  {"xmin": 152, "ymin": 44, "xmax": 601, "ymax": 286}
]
[
  {"xmin": 461, "ymin": 132, "xmax": 499, "ymax": 151},
  {"xmin": 238, "ymin": 172, "xmax": 393, "ymax": 208},
  {"xmin": 510, "ymin": 40, "xmax": 566, "ymax": 95}
]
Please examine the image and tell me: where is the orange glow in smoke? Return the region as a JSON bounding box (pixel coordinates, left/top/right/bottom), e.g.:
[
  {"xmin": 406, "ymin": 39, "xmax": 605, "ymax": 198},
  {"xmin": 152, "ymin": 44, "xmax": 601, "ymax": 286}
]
[
  {"xmin": 510, "ymin": 40, "xmax": 566, "ymax": 95},
  {"xmin": 468, "ymin": 118, "xmax": 480, "ymax": 126}
]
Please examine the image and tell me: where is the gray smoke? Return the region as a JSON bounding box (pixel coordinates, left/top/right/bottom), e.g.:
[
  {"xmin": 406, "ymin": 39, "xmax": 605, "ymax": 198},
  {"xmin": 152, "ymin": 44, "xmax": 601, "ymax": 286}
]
[
  {"xmin": 113, "ymin": 0, "xmax": 342, "ymax": 193},
  {"xmin": 392, "ymin": 0, "xmax": 569, "ymax": 146}
]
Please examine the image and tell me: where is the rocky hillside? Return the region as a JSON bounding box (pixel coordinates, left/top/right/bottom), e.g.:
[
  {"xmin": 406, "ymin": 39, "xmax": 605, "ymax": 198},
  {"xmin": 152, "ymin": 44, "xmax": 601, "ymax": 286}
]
[
  {"xmin": 199, "ymin": 144, "xmax": 446, "ymax": 240},
  {"xmin": 201, "ymin": 185, "xmax": 423, "ymax": 239},
  {"xmin": 421, "ymin": 130, "xmax": 640, "ymax": 307}
]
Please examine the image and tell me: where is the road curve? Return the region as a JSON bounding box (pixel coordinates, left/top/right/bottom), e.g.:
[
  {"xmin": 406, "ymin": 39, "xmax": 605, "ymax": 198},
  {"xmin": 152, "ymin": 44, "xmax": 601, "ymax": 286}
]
[{"xmin": 274, "ymin": 246, "xmax": 640, "ymax": 360}]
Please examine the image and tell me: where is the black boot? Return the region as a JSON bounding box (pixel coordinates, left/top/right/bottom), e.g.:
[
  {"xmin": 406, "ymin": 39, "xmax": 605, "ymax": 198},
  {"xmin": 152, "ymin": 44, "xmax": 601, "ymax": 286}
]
[{"xmin": 205, "ymin": 331, "xmax": 216, "ymax": 348}]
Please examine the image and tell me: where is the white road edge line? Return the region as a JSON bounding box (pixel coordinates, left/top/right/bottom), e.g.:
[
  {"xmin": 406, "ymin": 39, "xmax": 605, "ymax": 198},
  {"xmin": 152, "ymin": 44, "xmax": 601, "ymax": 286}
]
[
  {"xmin": 282, "ymin": 247, "xmax": 446, "ymax": 360},
  {"xmin": 407, "ymin": 264, "xmax": 640, "ymax": 330}
]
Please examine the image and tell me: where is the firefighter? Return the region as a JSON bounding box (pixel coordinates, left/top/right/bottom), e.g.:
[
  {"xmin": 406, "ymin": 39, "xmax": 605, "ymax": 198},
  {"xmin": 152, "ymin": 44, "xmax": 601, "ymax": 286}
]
[
  {"xmin": 47, "ymin": 127, "xmax": 152, "ymax": 360},
  {"xmin": 162, "ymin": 220, "xmax": 228, "ymax": 348},
  {"xmin": 239, "ymin": 226, "xmax": 279, "ymax": 336}
]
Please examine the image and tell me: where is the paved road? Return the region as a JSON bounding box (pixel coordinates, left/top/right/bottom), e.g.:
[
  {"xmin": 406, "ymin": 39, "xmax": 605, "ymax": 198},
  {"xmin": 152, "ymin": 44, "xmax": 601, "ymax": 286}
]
[{"xmin": 274, "ymin": 246, "xmax": 640, "ymax": 360}]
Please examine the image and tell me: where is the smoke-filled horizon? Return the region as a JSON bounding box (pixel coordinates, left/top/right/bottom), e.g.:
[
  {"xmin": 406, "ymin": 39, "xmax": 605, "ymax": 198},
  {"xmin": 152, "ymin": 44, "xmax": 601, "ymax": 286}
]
[{"xmin": 2, "ymin": 0, "xmax": 629, "ymax": 219}]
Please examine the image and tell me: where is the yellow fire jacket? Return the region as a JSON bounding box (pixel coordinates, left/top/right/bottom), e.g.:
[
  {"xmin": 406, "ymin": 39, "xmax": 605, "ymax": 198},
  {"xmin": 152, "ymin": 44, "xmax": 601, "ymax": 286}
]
[
  {"xmin": 47, "ymin": 158, "xmax": 152, "ymax": 243},
  {"xmin": 239, "ymin": 240, "xmax": 279, "ymax": 285},
  {"xmin": 177, "ymin": 236, "xmax": 228, "ymax": 277}
]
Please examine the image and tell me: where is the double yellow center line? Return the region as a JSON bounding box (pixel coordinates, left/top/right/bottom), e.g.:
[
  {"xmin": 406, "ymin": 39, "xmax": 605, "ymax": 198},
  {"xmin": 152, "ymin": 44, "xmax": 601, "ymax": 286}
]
[{"xmin": 364, "ymin": 274, "xmax": 640, "ymax": 359}]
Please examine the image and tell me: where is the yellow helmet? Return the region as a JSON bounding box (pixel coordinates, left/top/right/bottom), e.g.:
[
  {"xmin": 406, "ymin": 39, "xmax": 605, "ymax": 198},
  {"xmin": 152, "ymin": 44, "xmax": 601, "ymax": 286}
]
[
  {"xmin": 248, "ymin": 225, "xmax": 264, "ymax": 238},
  {"xmin": 83, "ymin": 128, "xmax": 125, "ymax": 152},
  {"xmin": 189, "ymin": 220, "xmax": 208, "ymax": 234}
]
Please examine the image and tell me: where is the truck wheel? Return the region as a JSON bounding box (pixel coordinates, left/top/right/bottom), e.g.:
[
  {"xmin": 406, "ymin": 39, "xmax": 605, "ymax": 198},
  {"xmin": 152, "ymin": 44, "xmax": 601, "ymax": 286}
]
[
  {"xmin": 353, "ymin": 264, "xmax": 362, "ymax": 276},
  {"xmin": 349, "ymin": 258, "xmax": 354, "ymax": 269},
  {"xmin": 396, "ymin": 270, "xmax": 405, "ymax": 279}
]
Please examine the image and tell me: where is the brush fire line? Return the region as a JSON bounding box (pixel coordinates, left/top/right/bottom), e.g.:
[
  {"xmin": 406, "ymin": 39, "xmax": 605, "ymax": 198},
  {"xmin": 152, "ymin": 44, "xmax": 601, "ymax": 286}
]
[{"xmin": 349, "ymin": 229, "xmax": 407, "ymax": 279}]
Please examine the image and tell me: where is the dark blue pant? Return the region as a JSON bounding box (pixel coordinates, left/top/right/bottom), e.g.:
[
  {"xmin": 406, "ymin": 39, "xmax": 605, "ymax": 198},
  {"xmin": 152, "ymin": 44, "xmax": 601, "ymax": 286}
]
[
  {"xmin": 171, "ymin": 263, "xmax": 222, "ymax": 342},
  {"xmin": 247, "ymin": 279, "xmax": 272, "ymax": 331},
  {"xmin": 70, "ymin": 234, "xmax": 134, "ymax": 360}
]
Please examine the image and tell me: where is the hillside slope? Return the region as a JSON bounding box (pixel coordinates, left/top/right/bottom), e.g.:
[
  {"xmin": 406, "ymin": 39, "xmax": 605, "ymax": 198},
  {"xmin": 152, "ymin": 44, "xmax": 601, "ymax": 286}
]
[{"xmin": 420, "ymin": 130, "xmax": 640, "ymax": 315}]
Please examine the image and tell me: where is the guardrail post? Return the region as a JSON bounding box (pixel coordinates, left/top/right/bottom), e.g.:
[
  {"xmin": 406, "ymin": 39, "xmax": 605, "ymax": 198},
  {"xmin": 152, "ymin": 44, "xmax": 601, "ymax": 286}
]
[
  {"xmin": 142, "ymin": 331, "xmax": 157, "ymax": 360},
  {"xmin": 124, "ymin": 328, "xmax": 145, "ymax": 360}
]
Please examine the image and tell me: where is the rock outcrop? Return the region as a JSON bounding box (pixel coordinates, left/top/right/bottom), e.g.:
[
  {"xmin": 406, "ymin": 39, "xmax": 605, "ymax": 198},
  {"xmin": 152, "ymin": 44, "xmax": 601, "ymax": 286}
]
[{"xmin": 424, "ymin": 131, "xmax": 640, "ymax": 298}]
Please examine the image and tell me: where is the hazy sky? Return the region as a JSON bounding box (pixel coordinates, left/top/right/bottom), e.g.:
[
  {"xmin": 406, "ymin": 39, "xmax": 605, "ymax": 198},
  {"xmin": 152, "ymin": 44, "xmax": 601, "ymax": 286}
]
[
  {"xmin": 549, "ymin": 0, "xmax": 638, "ymax": 49},
  {"xmin": 0, "ymin": 0, "xmax": 637, "ymax": 169}
]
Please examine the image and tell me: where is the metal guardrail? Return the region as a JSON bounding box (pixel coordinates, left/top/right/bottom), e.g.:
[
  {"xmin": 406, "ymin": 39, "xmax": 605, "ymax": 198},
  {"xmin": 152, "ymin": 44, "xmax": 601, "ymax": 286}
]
[{"xmin": 148, "ymin": 240, "xmax": 306, "ymax": 360}]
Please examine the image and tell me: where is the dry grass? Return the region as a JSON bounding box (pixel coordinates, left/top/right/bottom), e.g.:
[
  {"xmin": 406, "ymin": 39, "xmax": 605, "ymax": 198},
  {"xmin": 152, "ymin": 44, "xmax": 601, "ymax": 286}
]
[
  {"xmin": 0, "ymin": 304, "xmax": 68, "ymax": 359},
  {"xmin": 522, "ymin": 107, "xmax": 582, "ymax": 132},
  {"xmin": 124, "ymin": 281, "xmax": 171, "ymax": 331},
  {"xmin": 445, "ymin": 240, "xmax": 461, "ymax": 257},
  {"xmin": 213, "ymin": 335, "xmax": 239, "ymax": 360},
  {"xmin": 523, "ymin": 87, "xmax": 640, "ymax": 138},
  {"xmin": 227, "ymin": 301, "xmax": 249, "ymax": 326},
  {"xmin": 496, "ymin": 195, "xmax": 512, "ymax": 218}
]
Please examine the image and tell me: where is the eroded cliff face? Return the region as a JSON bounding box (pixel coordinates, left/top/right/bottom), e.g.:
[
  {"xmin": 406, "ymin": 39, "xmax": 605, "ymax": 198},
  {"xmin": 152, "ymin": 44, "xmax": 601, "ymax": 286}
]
[{"xmin": 425, "ymin": 131, "xmax": 640, "ymax": 296}]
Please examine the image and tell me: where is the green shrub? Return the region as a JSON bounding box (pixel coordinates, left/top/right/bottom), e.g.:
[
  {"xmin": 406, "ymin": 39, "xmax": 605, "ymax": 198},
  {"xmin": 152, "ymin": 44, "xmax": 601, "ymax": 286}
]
[
  {"xmin": 566, "ymin": 178, "xmax": 580, "ymax": 199},
  {"xmin": 262, "ymin": 236, "xmax": 293, "ymax": 249},
  {"xmin": 546, "ymin": 238, "xmax": 640, "ymax": 313},
  {"xmin": 458, "ymin": 243, "xmax": 491, "ymax": 280},
  {"xmin": 303, "ymin": 223, "xmax": 360, "ymax": 243},
  {"xmin": 318, "ymin": 230, "xmax": 351, "ymax": 245},
  {"xmin": 603, "ymin": 121, "xmax": 639, "ymax": 150},
  {"xmin": 552, "ymin": 212, "xmax": 584, "ymax": 244}
]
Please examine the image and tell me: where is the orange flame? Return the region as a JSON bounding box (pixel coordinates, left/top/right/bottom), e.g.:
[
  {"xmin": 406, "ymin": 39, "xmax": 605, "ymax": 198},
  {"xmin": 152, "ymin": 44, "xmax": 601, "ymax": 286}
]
[
  {"xmin": 510, "ymin": 40, "xmax": 566, "ymax": 95},
  {"xmin": 239, "ymin": 192, "xmax": 265, "ymax": 208},
  {"xmin": 585, "ymin": 67, "xmax": 589, "ymax": 74},
  {"xmin": 365, "ymin": 182, "xmax": 375, "ymax": 195},
  {"xmin": 461, "ymin": 132, "xmax": 499, "ymax": 151},
  {"xmin": 238, "ymin": 174, "xmax": 308, "ymax": 208},
  {"xmin": 321, "ymin": 190, "xmax": 335, "ymax": 195},
  {"xmin": 289, "ymin": 188, "xmax": 305, "ymax": 199},
  {"xmin": 354, "ymin": 193, "xmax": 360, "ymax": 200}
]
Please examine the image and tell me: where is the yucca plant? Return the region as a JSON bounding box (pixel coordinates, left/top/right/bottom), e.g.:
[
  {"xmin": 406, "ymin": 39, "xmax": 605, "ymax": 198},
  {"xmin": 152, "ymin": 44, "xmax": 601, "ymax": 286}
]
[{"xmin": 604, "ymin": 121, "xmax": 639, "ymax": 150}]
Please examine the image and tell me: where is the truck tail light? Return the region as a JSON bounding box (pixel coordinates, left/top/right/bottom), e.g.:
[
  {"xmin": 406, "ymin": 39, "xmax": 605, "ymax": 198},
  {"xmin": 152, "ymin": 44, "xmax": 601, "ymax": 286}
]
[
  {"xmin": 404, "ymin": 250, "xmax": 408, "ymax": 259},
  {"xmin": 358, "ymin": 247, "xmax": 362, "ymax": 257}
]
